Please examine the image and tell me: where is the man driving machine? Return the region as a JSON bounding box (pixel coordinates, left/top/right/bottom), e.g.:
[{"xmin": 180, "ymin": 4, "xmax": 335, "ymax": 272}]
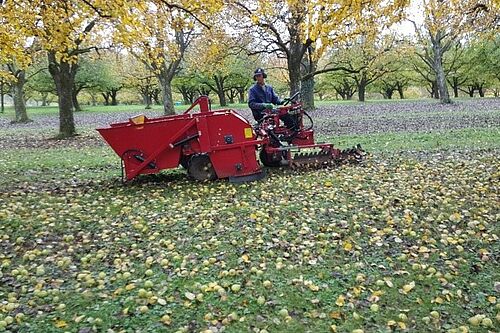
[{"xmin": 248, "ymin": 68, "xmax": 295, "ymax": 129}]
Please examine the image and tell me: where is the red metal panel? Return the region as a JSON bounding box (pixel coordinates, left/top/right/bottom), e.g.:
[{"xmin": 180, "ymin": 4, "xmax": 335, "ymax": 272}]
[
  {"xmin": 195, "ymin": 116, "xmax": 212, "ymax": 153},
  {"xmin": 124, "ymin": 119, "xmax": 196, "ymax": 180},
  {"xmin": 202, "ymin": 111, "xmax": 261, "ymax": 178},
  {"xmin": 97, "ymin": 96, "xmax": 265, "ymax": 181},
  {"xmin": 97, "ymin": 118, "xmax": 196, "ymax": 179}
]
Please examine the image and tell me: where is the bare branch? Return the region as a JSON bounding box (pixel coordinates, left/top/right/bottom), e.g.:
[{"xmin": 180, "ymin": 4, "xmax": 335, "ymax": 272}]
[
  {"xmin": 301, "ymin": 65, "xmax": 363, "ymax": 81},
  {"xmin": 415, "ymin": 51, "xmax": 433, "ymax": 68},
  {"xmin": 27, "ymin": 67, "xmax": 48, "ymax": 79},
  {"xmin": 79, "ymin": 0, "xmax": 112, "ymax": 18},
  {"xmin": 159, "ymin": 0, "xmax": 210, "ymax": 29},
  {"xmin": 234, "ymin": 2, "xmax": 290, "ymax": 59}
]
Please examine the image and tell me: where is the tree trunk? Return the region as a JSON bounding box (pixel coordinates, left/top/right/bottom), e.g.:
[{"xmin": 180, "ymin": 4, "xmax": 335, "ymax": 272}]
[
  {"xmin": 430, "ymin": 81, "xmax": 440, "ymax": 99},
  {"xmin": 102, "ymin": 93, "xmax": 110, "ymax": 105},
  {"xmin": 11, "ymin": 70, "xmax": 30, "ymax": 123},
  {"xmin": 48, "ymin": 52, "xmax": 77, "ymax": 138},
  {"xmin": 188, "ymin": 91, "xmax": 196, "ymax": 103},
  {"xmin": 396, "ymin": 83, "xmax": 405, "ymax": 99},
  {"xmin": 357, "ymin": 77, "xmax": 367, "ymax": 102},
  {"xmin": 217, "ymin": 90, "xmax": 226, "ymax": 106},
  {"xmin": 199, "ymin": 86, "xmax": 211, "ymax": 96},
  {"xmin": 287, "ymin": 33, "xmax": 304, "ymax": 95},
  {"xmin": 90, "ymin": 93, "xmax": 97, "ymax": 106},
  {"xmin": 214, "ymin": 75, "xmax": 226, "ymax": 106},
  {"xmin": 238, "ymin": 89, "xmax": 245, "ymax": 103},
  {"xmin": 467, "ymin": 87, "xmax": 474, "ymax": 97},
  {"xmin": 335, "ymin": 89, "xmax": 346, "ymax": 100},
  {"xmin": 300, "ymin": 76, "xmax": 315, "ymax": 111},
  {"xmin": 432, "ymin": 38, "xmax": 451, "ymax": 104},
  {"xmin": 1, "ymin": 80, "xmax": 5, "ymax": 113},
  {"xmin": 72, "ymin": 92, "xmax": 81, "ymax": 112},
  {"xmin": 110, "ymin": 90, "xmax": 118, "ymax": 105},
  {"xmin": 41, "ymin": 92, "xmax": 48, "ymax": 106},
  {"xmin": 382, "ymin": 88, "xmax": 394, "ymax": 99},
  {"xmin": 347, "ymin": 90, "xmax": 355, "ymax": 100},
  {"xmin": 142, "ymin": 92, "xmax": 152, "ymax": 109},
  {"xmin": 358, "ymin": 84, "xmax": 366, "ymax": 102},
  {"xmin": 226, "ymin": 89, "xmax": 238, "ymax": 104},
  {"xmin": 478, "ymin": 86, "xmax": 485, "ymax": 97},
  {"xmin": 72, "ymin": 85, "xmax": 82, "ymax": 112},
  {"xmin": 152, "ymin": 89, "xmax": 161, "ymax": 105},
  {"xmin": 159, "ymin": 77, "xmax": 175, "ymax": 115},
  {"xmin": 453, "ymin": 84, "xmax": 459, "ymax": 98},
  {"xmin": 288, "ymin": 60, "xmax": 301, "ymax": 96},
  {"xmin": 179, "ymin": 87, "xmax": 190, "ymax": 105}
]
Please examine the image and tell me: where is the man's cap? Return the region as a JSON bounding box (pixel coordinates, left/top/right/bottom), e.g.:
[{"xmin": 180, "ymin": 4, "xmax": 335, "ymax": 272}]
[{"xmin": 253, "ymin": 68, "xmax": 267, "ymax": 80}]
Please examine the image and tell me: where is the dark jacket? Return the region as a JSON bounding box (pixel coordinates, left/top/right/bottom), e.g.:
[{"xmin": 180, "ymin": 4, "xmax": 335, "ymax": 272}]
[{"xmin": 248, "ymin": 83, "xmax": 282, "ymax": 120}]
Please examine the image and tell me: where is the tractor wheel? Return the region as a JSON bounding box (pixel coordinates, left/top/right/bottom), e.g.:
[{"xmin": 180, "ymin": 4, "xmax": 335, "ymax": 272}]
[
  {"xmin": 180, "ymin": 155, "xmax": 191, "ymax": 169},
  {"xmin": 188, "ymin": 154, "xmax": 217, "ymax": 181},
  {"xmin": 259, "ymin": 148, "xmax": 282, "ymax": 167}
]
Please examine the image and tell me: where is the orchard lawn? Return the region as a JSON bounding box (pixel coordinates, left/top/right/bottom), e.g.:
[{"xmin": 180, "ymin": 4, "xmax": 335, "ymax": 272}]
[{"xmin": 0, "ymin": 99, "xmax": 499, "ymax": 333}]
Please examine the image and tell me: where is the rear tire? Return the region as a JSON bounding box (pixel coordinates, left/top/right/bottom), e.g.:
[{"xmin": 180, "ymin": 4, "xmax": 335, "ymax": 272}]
[
  {"xmin": 188, "ymin": 154, "xmax": 217, "ymax": 181},
  {"xmin": 180, "ymin": 155, "xmax": 191, "ymax": 169}
]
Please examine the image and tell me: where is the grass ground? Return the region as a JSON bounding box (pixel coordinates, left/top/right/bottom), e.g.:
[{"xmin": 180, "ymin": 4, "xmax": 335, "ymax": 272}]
[{"xmin": 0, "ymin": 99, "xmax": 499, "ymax": 333}]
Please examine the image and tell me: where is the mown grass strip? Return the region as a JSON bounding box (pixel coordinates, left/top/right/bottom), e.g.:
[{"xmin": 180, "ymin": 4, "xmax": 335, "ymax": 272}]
[{"xmin": 327, "ymin": 127, "xmax": 500, "ymax": 152}]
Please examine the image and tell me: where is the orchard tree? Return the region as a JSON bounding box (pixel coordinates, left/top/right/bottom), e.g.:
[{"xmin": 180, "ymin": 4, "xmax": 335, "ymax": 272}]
[
  {"xmin": 372, "ymin": 50, "xmax": 415, "ymax": 99},
  {"xmin": 187, "ymin": 29, "xmax": 254, "ymax": 106},
  {"xmin": 410, "ymin": 49, "xmax": 440, "ymax": 98},
  {"xmin": 459, "ymin": 39, "xmax": 499, "ymax": 97},
  {"xmin": 226, "ymin": 71, "xmax": 252, "ymax": 104},
  {"xmin": 316, "ymin": 72, "xmax": 357, "ymax": 100},
  {"xmin": 5, "ymin": 62, "xmax": 30, "ymax": 122},
  {"xmin": 409, "ymin": 0, "xmax": 498, "ymax": 104},
  {"xmin": 123, "ymin": 57, "xmax": 160, "ymax": 109},
  {"xmin": 2, "ymin": 1, "xmax": 220, "ymax": 136},
  {"xmin": 231, "ymin": 0, "xmax": 408, "ymax": 110},
  {"xmin": 70, "ymin": 56, "xmax": 108, "ymax": 111},
  {"xmin": 173, "ymin": 73, "xmax": 200, "ymax": 104},
  {"xmin": 0, "ymin": 0, "xmax": 139, "ymax": 136},
  {"xmin": 126, "ymin": 1, "xmax": 222, "ymax": 115},
  {"xmin": 329, "ymin": 34, "xmax": 403, "ymax": 102},
  {"xmin": 86, "ymin": 52, "xmax": 126, "ymax": 106},
  {"xmin": 0, "ymin": 2, "xmax": 35, "ymax": 123},
  {"xmin": 445, "ymin": 43, "xmax": 470, "ymax": 98}
]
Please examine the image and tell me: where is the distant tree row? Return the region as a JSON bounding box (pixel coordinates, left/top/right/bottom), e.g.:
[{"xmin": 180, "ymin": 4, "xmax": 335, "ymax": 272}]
[
  {"xmin": 4, "ymin": 33, "xmax": 496, "ymax": 113},
  {"xmin": 1, "ymin": 0, "xmax": 498, "ymax": 137},
  {"xmin": 315, "ymin": 35, "xmax": 500, "ymax": 101}
]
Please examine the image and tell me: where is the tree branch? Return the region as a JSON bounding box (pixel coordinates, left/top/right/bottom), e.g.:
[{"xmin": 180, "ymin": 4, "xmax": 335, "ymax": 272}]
[
  {"xmin": 301, "ymin": 65, "xmax": 363, "ymax": 81},
  {"xmin": 27, "ymin": 67, "xmax": 48, "ymax": 79},
  {"xmin": 159, "ymin": 0, "xmax": 210, "ymax": 29},
  {"xmin": 74, "ymin": 19, "xmax": 97, "ymax": 47},
  {"xmin": 79, "ymin": 0, "xmax": 112, "ymax": 18},
  {"xmin": 234, "ymin": 2, "xmax": 290, "ymax": 59}
]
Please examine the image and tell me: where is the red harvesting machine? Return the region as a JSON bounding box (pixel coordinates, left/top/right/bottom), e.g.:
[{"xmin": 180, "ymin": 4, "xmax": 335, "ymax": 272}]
[{"xmin": 97, "ymin": 94, "xmax": 363, "ymax": 182}]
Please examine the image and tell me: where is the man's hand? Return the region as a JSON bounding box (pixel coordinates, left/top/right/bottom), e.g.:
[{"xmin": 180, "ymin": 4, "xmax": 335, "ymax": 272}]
[{"xmin": 262, "ymin": 103, "xmax": 274, "ymax": 110}]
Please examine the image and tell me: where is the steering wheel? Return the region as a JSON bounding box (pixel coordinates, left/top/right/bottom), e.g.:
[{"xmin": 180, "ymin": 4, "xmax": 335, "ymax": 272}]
[{"xmin": 282, "ymin": 91, "xmax": 300, "ymax": 106}]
